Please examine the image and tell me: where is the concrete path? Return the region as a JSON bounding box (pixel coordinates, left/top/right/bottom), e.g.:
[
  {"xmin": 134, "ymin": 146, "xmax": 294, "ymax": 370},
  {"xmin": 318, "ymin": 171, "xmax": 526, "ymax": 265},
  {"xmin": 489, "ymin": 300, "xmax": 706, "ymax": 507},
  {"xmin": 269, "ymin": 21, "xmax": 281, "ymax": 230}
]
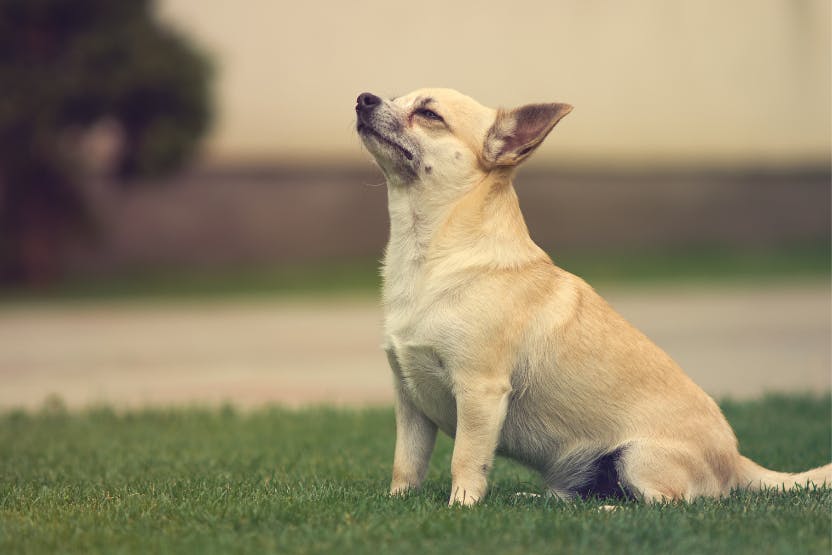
[{"xmin": 0, "ymin": 281, "xmax": 828, "ymax": 410}]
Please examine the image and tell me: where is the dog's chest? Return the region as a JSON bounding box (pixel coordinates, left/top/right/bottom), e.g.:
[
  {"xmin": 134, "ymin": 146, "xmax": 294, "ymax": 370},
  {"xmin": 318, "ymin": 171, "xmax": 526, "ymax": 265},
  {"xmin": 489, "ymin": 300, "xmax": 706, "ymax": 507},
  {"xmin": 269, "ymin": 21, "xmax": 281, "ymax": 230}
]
[
  {"xmin": 384, "ymin": 306, "xmax": 459, "ymax": 436},
  {"xmin": 382, "ymin": 200, "xmax": 466, "ymax": 434}
]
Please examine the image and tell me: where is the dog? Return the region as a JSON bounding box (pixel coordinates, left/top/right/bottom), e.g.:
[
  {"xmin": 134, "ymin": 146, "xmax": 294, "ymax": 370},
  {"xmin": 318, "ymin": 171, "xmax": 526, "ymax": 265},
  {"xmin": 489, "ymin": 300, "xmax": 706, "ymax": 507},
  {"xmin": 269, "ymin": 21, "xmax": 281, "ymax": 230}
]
[{"xmin": 355, "ymin": 88, "xmax": 831, "ymax": 506}]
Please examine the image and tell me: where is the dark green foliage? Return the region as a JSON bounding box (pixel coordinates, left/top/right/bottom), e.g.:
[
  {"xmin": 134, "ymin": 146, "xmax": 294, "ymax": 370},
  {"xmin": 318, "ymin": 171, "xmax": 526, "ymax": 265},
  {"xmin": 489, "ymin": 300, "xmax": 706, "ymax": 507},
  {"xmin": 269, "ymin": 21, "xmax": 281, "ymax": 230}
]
[
  {"xmin": 1, "ymin": 395, "xmax": 830, "ymax": 554},
  {"xmin": 0, "ymin": 0, "xmax": 212, "ymax": 282}
]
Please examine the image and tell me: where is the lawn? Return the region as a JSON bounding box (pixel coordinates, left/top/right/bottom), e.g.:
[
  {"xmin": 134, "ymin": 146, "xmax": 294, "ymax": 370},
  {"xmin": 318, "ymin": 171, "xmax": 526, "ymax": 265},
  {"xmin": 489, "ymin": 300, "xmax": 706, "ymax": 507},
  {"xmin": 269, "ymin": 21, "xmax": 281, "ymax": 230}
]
[{"xmin": 1, "ymin": 395, "xmax": 830, "ymax": 554}]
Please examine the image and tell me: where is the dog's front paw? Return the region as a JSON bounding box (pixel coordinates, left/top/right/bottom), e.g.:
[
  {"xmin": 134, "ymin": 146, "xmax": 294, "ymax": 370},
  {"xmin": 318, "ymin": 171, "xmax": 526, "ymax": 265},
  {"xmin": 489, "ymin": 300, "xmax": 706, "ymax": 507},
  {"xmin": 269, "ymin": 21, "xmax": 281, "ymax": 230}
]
[
  {"xmin": 389, "ymin": 482, "xmax": 414, "ymax": 497},
  {"xmin": 448, "ymin": 486, "xmax": 482, "ymax": 506}
]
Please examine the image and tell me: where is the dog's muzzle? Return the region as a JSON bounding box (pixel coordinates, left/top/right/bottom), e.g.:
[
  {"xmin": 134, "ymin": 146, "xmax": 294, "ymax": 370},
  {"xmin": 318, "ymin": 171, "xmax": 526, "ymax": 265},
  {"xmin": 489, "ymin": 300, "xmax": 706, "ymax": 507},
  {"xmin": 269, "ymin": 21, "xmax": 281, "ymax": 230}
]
[{"xmin": 355, "ymin": 92, "xmax": 417, "ymax": 173}]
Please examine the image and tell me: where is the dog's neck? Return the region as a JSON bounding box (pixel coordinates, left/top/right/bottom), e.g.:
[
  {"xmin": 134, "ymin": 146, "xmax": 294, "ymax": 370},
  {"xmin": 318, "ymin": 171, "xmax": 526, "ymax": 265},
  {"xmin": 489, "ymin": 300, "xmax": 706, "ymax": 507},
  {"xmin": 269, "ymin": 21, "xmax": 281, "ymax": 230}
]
[{"xmin": 382, "ymin": 171, "xmax": 549, "ymax": 308}]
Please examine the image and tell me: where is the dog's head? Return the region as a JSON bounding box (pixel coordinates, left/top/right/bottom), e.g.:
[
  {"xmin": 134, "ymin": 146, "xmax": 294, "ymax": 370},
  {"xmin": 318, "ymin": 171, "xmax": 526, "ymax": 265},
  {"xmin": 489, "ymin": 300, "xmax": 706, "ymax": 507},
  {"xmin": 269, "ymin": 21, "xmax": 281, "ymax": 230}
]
[{"xmin": 355, "ymin": 88, "xmax": 572, "ymax": 187}]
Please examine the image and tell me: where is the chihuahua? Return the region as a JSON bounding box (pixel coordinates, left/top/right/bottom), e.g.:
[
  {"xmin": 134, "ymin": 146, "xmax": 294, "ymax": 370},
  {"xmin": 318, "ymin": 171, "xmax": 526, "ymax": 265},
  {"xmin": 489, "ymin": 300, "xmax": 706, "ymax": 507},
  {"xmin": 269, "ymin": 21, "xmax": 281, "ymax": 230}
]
[{"xmin": 355, "ymin": 88, "xmax": 830, "ymax": 506}]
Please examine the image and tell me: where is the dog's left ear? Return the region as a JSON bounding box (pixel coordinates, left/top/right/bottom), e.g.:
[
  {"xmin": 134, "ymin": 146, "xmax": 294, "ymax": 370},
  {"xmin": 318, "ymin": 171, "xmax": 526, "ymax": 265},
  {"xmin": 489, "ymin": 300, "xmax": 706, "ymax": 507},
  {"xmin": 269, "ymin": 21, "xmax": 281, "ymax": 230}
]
[{"xmin": 483, "ymin": 103, "xmax": 573, "ymax": 167}]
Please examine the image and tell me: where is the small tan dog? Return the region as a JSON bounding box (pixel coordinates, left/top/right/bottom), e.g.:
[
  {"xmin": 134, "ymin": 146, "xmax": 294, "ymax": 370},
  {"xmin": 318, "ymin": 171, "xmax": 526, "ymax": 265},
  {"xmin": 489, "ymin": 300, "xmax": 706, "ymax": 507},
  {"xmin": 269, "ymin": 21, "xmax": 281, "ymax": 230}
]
[{"xmin": 355, "ymin": 88, "xmax": 831, "ymax": 506}]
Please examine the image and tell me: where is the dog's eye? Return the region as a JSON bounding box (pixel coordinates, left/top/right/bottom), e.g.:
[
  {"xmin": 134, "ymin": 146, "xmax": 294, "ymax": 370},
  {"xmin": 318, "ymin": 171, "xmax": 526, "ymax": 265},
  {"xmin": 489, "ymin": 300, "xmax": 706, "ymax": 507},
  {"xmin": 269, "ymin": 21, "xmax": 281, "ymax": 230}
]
[{"xmin": 415, "ymin": 108, "xmax": 444, "ymax": 122}]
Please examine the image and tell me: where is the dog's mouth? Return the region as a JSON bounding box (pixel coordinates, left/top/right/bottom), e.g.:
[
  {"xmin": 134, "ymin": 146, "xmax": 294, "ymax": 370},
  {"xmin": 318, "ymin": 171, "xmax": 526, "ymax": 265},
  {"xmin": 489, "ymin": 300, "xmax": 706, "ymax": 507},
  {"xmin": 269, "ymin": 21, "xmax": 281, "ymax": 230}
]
[{"xmin": 357, "ymin": 123, "xmax": 414, "ymax": 161}]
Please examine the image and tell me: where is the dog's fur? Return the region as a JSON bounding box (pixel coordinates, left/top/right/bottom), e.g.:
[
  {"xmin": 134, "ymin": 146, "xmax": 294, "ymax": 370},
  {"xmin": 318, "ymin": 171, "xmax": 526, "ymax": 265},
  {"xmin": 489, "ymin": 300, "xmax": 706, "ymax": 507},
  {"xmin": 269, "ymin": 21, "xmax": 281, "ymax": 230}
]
[{"xmin": 355, "ymin": 88, "xmax": 831, "ymax": 506}]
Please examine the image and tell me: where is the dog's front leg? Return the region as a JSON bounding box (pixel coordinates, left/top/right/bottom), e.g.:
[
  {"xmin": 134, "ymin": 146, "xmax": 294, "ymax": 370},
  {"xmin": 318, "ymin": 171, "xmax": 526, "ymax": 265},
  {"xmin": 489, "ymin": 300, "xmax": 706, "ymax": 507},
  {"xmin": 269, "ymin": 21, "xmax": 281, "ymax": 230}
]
[
  {"xmin": 449, "ymin": 379, "xmax": 511, "ymax": 506},
  {"xmin": 389, "ymin": 376, "xmax": 438, "ymax": 496}
]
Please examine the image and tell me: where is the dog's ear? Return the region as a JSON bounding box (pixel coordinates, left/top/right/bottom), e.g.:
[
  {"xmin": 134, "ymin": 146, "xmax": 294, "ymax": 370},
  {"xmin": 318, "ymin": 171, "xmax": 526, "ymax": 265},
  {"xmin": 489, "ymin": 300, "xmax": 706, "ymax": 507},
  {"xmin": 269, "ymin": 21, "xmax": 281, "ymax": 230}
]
[{"xmin": 483, "ymin": 103, "xmax": 572, "ymax": 167}]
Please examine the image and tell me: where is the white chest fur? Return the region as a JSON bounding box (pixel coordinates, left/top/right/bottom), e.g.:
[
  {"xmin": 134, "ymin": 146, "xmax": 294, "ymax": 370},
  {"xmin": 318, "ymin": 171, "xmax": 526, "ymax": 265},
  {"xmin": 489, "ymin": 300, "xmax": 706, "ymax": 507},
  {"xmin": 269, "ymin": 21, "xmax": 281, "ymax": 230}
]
[
  {"xmin": 382, "ymin": 186, "xmax": 462, "ymax": 435},
  {"xmin": 385, "ymin": 334, "xmax": 457, "ymax": 437},
  {"xmin": 383, "ymin": 251, "xmax": 463, "ymax": 436}
]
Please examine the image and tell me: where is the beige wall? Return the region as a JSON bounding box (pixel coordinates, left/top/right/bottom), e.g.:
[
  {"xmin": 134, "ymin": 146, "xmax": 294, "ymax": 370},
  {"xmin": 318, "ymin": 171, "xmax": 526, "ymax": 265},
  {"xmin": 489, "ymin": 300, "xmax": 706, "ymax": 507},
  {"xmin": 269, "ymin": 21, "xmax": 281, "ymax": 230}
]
[{"xmin": 159, "ymin": 0, "xmax": 830, "ymax": 170}]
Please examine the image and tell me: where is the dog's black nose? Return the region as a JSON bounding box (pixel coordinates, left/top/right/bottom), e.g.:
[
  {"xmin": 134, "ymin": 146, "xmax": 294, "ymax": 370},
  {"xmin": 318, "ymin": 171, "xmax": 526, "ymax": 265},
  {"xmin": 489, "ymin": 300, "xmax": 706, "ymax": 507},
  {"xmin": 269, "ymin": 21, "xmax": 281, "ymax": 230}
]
[{"xmin": 356, "ymin": 92, "xmax": 381, "ymax": 112}]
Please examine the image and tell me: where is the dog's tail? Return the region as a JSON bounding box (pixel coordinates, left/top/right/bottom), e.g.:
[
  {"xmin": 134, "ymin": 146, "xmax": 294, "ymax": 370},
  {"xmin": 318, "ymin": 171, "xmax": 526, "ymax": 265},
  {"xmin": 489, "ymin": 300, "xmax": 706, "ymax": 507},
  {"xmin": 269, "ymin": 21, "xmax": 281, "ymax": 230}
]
[{"xmin": 737, "ymin": 456, "xmax": 832, "ymax": 492}]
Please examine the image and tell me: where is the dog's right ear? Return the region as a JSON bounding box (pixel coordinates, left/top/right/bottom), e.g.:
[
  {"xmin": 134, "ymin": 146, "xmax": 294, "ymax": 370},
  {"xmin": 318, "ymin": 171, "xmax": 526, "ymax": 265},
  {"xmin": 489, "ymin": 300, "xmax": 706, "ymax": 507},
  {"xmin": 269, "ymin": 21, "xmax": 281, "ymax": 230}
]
[{"xmin": 483, "ymin": 103, "xmax": 572, "ymax": 167}]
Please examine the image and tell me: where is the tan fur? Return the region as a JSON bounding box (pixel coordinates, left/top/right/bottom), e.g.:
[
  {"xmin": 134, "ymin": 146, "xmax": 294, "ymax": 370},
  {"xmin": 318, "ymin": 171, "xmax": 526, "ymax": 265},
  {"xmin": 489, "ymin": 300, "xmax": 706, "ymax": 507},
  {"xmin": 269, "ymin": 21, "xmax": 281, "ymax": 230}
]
[{"xmin": 355, "ymin": 88, "xmax": 831, "ymax": 506}]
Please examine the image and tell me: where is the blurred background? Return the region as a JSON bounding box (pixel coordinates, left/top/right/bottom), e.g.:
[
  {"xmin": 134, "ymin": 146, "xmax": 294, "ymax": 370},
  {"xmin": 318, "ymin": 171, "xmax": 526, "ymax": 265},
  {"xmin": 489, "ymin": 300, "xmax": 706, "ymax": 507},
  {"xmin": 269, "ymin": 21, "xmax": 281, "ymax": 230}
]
[{"xmin": 0, "ymin": 0, "xmax": 829, "ymax": 409}]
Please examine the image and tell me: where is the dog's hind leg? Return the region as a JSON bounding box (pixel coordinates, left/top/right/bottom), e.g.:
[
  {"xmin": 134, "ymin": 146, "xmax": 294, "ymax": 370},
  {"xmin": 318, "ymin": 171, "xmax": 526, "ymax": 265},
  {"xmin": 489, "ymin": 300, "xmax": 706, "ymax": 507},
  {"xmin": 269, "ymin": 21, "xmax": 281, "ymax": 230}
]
[{"xmin": 614, "ymin": 440, "xmax": 730, "ymax": 502}]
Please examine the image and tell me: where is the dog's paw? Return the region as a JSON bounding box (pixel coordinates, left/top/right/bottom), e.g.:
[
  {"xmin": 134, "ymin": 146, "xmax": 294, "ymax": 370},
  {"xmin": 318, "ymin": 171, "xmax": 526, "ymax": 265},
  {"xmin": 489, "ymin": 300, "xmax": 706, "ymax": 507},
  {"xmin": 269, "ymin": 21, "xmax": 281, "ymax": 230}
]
[
  {"xmin": 448, "ymin": 488, "xmax": 481, "ymax": 507},
  {"xmin": 389, "ymin": 483, "xmax": 414, "ymax": 497}
]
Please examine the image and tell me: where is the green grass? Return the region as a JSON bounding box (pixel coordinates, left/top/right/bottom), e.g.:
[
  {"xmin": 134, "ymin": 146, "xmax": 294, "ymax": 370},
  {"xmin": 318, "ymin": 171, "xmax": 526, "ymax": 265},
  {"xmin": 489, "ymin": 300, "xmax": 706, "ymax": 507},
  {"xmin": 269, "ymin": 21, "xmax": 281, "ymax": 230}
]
[
  {"xmin": 1, "ymin": 395, "xmax": 830, "ymax": 554},
  {"xmin": 552, "ymin": 243, "xmax": 830, "ymax": 286},
  {"xmin": 1, "ymin": 243, "xmax": 828, "ymax": 303}
]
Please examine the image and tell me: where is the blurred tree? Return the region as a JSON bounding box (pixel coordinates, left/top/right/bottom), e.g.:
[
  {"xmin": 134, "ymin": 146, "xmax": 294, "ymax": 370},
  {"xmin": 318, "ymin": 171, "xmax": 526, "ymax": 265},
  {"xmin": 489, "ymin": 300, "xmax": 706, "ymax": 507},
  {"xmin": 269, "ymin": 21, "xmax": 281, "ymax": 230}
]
[{"xmin": 0, "ymin": 0, "xmax": 212, "ymax": 284}]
